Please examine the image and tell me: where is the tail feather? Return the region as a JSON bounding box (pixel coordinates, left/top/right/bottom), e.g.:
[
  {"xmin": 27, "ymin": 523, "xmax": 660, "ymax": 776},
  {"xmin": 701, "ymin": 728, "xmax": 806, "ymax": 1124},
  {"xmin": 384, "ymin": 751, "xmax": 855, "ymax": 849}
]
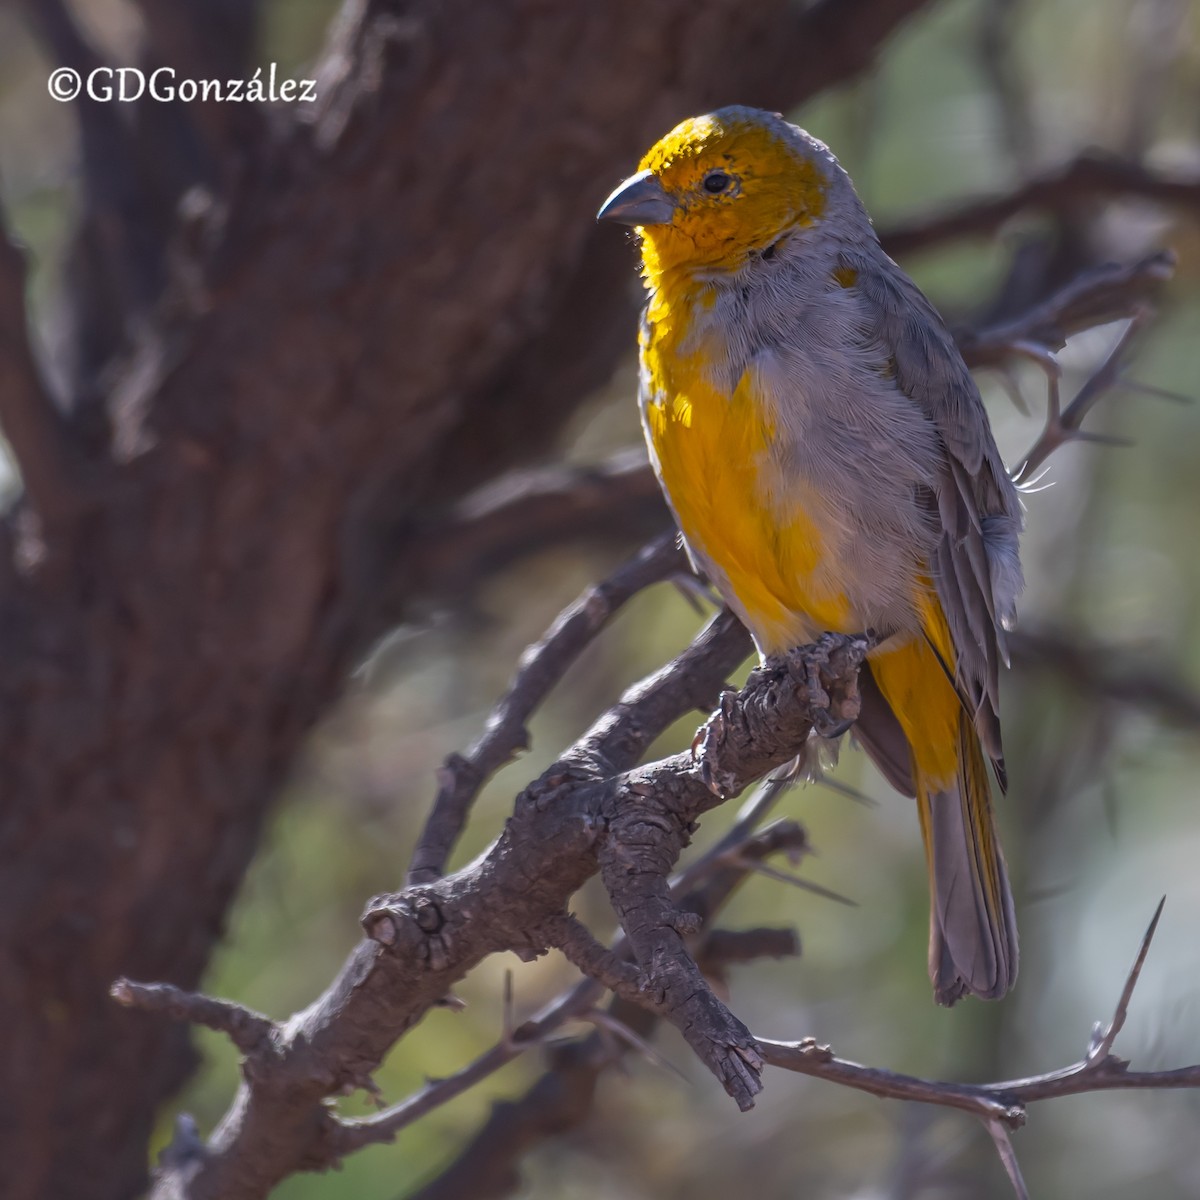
[
  {"xmin": 869, "ymin": 633, "xmax": 1018, "ymax": 1004},
  {"xmin": 919, "ymin": 708, "xmax": 1018, "ymax": 1004}
]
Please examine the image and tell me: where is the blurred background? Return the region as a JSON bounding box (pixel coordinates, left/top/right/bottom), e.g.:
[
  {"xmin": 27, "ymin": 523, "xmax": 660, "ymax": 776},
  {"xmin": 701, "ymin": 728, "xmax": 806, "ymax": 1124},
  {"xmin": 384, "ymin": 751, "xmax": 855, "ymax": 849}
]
[{"xmin": 3, "ymin": 1, "xmax": 1200, "ymax": 1198}]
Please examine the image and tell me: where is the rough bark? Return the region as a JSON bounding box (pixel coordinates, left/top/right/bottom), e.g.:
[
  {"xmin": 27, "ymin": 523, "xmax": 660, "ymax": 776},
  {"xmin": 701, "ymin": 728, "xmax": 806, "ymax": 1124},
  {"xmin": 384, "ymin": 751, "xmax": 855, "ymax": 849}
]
[{"xmin": 0, "ymin": 1, "xmax": 932, "ymax": 1196}]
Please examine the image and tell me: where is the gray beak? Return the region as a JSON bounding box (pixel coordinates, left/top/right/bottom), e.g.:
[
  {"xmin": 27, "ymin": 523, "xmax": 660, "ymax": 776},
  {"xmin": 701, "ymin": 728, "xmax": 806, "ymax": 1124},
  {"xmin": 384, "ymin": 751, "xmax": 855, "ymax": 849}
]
[{"xmin": 597, "ymin": 169, "xmax": 676, "ymax": 226}]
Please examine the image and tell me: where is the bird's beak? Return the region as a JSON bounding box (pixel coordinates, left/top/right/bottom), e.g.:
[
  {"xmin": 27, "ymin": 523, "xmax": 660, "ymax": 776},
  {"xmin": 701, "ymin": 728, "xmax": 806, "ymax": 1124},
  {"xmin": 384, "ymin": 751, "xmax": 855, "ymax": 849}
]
[{"xmin": 597, "ymin": 169, "xmax": 676, "ymax": 226}]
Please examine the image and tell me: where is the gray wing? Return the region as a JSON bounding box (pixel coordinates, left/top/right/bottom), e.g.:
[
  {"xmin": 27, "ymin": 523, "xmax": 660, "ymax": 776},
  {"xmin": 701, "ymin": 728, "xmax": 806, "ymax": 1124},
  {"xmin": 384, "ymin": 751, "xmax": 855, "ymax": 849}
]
[{"xmin": 842, "ymin": 246, "xmax": 1024, "ymax": 781}]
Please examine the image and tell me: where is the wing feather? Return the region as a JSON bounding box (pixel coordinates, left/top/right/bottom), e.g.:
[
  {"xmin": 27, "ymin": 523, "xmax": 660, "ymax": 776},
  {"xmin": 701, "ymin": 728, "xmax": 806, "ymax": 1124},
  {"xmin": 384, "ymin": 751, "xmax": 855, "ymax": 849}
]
[{"xmin": 845, "ymin": 246, "xmax": 1023, "ymax": 782}]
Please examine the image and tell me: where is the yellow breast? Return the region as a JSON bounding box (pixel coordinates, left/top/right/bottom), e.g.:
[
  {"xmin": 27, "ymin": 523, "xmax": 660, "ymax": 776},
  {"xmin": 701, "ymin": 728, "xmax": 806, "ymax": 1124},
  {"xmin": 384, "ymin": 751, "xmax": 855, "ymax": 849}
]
[{"xmin": 641, "ymin": 285, "xmax": 851, "ymax": 654}]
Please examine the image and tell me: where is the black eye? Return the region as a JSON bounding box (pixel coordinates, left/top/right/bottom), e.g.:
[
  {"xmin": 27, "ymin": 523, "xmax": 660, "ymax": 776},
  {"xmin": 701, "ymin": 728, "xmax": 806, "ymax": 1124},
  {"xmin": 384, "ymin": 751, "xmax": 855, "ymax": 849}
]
[{"xmin": 703, "ymin": 170, "xmax": 731, "ymax": 194}]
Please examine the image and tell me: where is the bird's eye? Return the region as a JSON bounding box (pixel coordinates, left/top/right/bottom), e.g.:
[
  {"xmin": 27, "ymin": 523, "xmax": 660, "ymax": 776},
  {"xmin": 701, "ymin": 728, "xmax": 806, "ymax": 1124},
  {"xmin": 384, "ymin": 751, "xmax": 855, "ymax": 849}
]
[{"xmin": 703, "ymin": 170, "xmax": 731, "ymax": 194}]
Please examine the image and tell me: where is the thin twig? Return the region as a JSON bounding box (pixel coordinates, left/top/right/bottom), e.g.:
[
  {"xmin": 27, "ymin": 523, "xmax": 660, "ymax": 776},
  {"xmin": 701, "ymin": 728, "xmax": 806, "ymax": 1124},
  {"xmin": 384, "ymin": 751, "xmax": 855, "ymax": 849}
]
[
  {"xmin": 984, "ymin": 1116, "xmax": 1031, "ymax": 1200},
  {"xmin": 110, "ymin": 979, "xmax": 274, "ymax": 1057},
  {"xmin": 1009, "ymin": 627, "xmax": 1200, "ymax": 730},
  {"xmin": 413, "ymin": 254, "xmax": 1174, "ymax": 607},
  {"xmin": 334, "ymin": 1035, "xmax": 540, "ymax": 1153},
  {"xmin": 756, "ymin": 1037, "xmax": 1023, "ymax": 1121},
  {"xmin": 756, "ymin": 1039, "xmax": 1200, "ymax": 1123},
  {"xmin": 733, "ymin": 857, "xmax": 859, "ymax": 907},
  {"xmin": 759, "ymin": 896, "xmax": 1195, "ymax": 1123},
  {"xmin": 1012, "ymin": 307, "xmax": 1153, "ymax": 485},
  {"xmin": 960, "ymin": 252, "xmax": 1175, "ymax": 368},
  {"xmin": 880, "ymin": 154, "xmax": 1200, "ymax": 257},
  {"xmin": 407, "ymin": 532, "xmax": 684, "ymax": 884},
  {"xmin": 579, "ymin": 1008, "xmax": 684, "ymax": 1079}
]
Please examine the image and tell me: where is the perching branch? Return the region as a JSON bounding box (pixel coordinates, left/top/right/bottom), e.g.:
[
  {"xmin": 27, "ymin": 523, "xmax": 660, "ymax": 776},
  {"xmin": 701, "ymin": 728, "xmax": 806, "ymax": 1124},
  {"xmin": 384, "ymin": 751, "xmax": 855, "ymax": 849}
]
[
  {"xmin": 334, "ymin": 799, "xmax": 804, "ymax": 1166},
  {"xmin": 128, "ymin": 568, "xmax": 874, "ymax": 1195},
  {"xmin": 125, "ymin": 545, "xmax": 1200, "ymax": 1200},
  {"xmin": 8, "ymin": 4, "xmax": 958, "ymax": 1189},
  {"xmin": 134, "ymin": 576, "xmax": 756, "ymax": 1198},
  {"xmin": 92, "ymin": 27, "xmax": 1197, "ymax": 1195}
]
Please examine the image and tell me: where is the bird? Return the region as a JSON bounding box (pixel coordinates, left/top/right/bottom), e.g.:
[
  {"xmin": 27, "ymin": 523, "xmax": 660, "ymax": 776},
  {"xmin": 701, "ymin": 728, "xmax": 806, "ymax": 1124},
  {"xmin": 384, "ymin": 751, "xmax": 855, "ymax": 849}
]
[{"xmin": 597, "ymin": 106, "xmax": 1023, "ymax": 1005}]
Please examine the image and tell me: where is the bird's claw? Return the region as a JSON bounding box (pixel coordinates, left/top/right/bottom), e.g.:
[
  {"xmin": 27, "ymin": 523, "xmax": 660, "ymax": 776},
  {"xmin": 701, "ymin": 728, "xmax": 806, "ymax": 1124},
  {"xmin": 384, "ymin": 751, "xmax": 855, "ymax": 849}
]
[{"xmin": 770, "ymin": 632, "xmax": 870, "ymax": 738}]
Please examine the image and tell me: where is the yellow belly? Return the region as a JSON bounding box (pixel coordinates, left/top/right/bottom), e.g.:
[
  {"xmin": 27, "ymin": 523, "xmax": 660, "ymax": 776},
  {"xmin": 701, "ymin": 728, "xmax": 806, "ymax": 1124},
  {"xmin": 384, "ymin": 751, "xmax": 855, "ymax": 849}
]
[{"xmin": 643, "ymin": 326, "xmax": 851, "ymax": 653}]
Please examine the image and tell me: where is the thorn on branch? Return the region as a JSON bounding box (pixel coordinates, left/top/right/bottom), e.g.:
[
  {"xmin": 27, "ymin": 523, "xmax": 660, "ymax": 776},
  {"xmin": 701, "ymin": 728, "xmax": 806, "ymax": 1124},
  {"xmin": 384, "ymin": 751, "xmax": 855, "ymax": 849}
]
[
  {"xmin": 757, "ymin": 895, "xmax": 1197, "ymax": 1136},
  {"xmin": 984, "ymin": 1115, "xmax": 1031, "ymax": 1200},
  {"xmin": 1088, "ymin": 895, "xmax": 1165, "ymax": 1065},
  {"xmin": 1012, "ymin": 306, "xmax": 1154, "ymax": 486},
  {"xmin": 733, "ymin": 857, "xmax": 859, "ymax": 907},
  {"xmin": 579, "ymin": 1008, "xmax": 684, "ymax": 1079}
]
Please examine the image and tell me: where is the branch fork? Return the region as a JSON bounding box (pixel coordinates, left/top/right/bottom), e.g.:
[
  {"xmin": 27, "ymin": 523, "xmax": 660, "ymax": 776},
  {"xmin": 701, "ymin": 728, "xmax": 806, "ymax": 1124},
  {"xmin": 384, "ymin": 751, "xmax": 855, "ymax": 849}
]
[{"xmin": 116, "ymin": 537, "xmax": 1197, "ymax": 1200}]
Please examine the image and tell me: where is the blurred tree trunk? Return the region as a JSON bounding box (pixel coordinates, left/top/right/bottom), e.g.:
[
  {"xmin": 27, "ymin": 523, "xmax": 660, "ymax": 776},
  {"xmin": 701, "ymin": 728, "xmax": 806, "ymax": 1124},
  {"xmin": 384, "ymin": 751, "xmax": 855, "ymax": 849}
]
[{"xmin": 0, "ymin": 1, "xmax": 931, "ymax": 1196}]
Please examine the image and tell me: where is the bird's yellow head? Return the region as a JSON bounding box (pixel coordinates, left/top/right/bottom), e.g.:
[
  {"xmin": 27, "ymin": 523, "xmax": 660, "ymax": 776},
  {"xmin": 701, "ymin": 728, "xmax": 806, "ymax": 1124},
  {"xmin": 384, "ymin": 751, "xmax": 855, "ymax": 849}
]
[{"xmin": 598, "ymin": 106, "xmax": 835, "ymax": 277}]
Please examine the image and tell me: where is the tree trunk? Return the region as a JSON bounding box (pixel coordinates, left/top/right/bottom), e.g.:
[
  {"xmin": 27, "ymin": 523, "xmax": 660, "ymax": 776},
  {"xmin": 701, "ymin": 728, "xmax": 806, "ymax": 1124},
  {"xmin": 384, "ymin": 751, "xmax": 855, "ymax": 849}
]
[{"xmin": 0, "ymin": 1, "xmax": 930, "ymax": 1196}]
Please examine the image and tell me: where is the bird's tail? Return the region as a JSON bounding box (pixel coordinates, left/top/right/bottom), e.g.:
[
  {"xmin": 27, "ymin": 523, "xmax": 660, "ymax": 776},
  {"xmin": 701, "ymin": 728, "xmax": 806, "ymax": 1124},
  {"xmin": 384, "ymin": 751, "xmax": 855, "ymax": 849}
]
[
  {"xmin": 867, "ymin": 633, "xmax": 1018, "ymax": 1004},
  {"xmin": 917, "ymin": 705, "xmax": 1018, "ymax": 1003}
]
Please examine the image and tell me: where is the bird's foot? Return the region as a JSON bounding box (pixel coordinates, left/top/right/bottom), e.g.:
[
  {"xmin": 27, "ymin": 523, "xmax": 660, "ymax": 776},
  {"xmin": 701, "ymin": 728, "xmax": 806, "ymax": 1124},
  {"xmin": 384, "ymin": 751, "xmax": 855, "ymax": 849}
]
[{"xmin": 769, "ymin": 631, "xmax": 875, "ymax": 739}]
